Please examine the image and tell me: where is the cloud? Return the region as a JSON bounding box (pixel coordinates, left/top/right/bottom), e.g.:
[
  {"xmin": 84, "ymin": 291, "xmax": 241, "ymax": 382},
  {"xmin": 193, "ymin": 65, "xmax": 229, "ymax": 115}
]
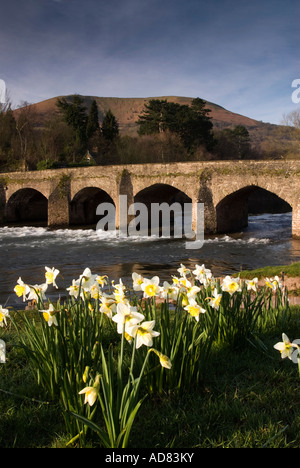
[{"xmin": 1, "ymin": 0, "xmax": 298, "ymax": 124}]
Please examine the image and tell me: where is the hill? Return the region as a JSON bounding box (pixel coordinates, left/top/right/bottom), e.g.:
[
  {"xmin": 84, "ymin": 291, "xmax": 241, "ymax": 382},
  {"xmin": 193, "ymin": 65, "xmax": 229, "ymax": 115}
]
[{"xmin": 20, "ymin": 95, "xmax": 291, "ymax": 149}]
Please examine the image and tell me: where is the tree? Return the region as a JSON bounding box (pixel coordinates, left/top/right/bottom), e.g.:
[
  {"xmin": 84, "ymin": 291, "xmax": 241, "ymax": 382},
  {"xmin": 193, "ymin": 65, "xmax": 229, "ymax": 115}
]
[
  {"xmin": 56, "ymin": 94, "xmax": 88, "ymax": 150},
  {"xmin": 86, "ymin": 100, "xmax": 100, "ymax": 140},
  {"xmin": 101, "ymin": 109, "xmax": 119, "ymax": 141},
  {"xmin": 213, "ymin": 125, "xmax": 251, "ymax": 160},
  {"xmin": 0, "ymin": 102, "xmax": 16, "ymax": 164},
  {"xmin": 137, "ymin": 98, "xmax": 214, "ymax": 153}
]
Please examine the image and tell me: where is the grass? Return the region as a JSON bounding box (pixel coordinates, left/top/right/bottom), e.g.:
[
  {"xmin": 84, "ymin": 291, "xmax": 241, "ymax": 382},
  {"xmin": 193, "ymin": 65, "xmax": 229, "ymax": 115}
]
[
  {"xmin": 236, "ymin": 262, "xmax": 300, "ymax": 280},
  {"xmin": 1, "ymin": 304, "xmax": 300, "ymax": 448}
]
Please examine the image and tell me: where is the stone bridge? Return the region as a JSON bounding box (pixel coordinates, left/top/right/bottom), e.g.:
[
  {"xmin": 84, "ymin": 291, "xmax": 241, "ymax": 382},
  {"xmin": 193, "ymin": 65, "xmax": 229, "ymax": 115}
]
[{"xmin": 0, "ymin": 160, "xmax": 299, "ymax": 238}]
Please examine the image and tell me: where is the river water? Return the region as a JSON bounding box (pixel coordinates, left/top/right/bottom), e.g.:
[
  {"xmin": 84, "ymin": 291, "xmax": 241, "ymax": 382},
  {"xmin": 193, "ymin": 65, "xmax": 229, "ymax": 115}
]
[{"xmin": 1, "ymin": 212, "xmax": 300, "ymax": 308}]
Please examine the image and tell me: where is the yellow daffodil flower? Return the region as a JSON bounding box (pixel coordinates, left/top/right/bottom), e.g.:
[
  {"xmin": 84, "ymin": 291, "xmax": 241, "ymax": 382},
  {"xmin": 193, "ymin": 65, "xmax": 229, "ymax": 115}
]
[
  {"xmin": 177, "ymin": 263, "xmax": 190, "ymax": 277},
  {"xmin": 208, "ymin": 289, "xmax": 222, "ymax": 310},
  {"xmin": 99, "ymin": 293, "xmax": 117, "ymax": 318},
  {"xmin": 221, "ymin": 276, "xmax": 241, "ymax": 295},
  {"xmin": 160, "ymin": 281, "xmax": 179, "ymax": 301},
  {"xmin": 132, "ymin": 272, "xmax": 144, "ymax": 291},
  {"xmin": 0, "ymin": 306, "xmax": 10, "ymax": 327},
  {"xmin": 96, "ymin": 275, "xmax": 108, "ymax": 287},
  {"xmin": 130, "ymin": 320, "xmax": 160, "ymax": 349},
  {"xmin": 39, "ymin": 304, "xmax": 58, "ymax": 327},
  {"xmin": 67, "ymin": 279, "xmax": 80, "ymax": 298},
  {"xmin": 184, "ymin": 299, "xmax": 206, "ymax": 322},
  {"xmin": 27, "ymin": 283, "xmax": 48, "ymax": 302},
  {"xmin": 265, "ymin": 276, "xmax": 282, "ymax": 291},
  {"xmin": 245, "ymin": 278, "xmax": 258, "ymax": 292},
  {"xmin": 141, "ymin": 276, "xmax": 161, "ymax": 298},
  {"xmin": 274, "ymin": 333, "xmax": 300, "ymax": 363},
  {"xmin": 45, "ymin": 266, "xmax": 60, "ymax": 289},
  {"xmin": 79, "ymin": 374, "xmax": 101, "ymax": 406},
  {"xmin": 150, "ymin": 349, "xmax": 172, "ymax": 369},
  {"xmin": 14, "ymin": 277, "xmax": 30, "ymax": 301},
  {"xmin": 112, "ymin": 302, "xmax": 144, "ymax": 335}
]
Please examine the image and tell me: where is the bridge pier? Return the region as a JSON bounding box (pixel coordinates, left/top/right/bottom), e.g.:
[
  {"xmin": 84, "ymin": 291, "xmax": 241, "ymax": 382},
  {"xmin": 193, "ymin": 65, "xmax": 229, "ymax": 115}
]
[
  {"xmin": 48, "ymin": 177, "xmax": 70, "ymax": 228},
  {"xmin": 292, "ymin": 201, "xmax": 300, "ymax": 239}
]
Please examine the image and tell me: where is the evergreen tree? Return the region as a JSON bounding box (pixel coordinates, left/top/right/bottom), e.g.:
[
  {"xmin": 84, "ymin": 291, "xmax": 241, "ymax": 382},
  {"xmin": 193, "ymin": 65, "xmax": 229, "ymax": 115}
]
[
  {"xmin": 137, "ymin": 98, "xmax": 214, "ymax": 153},
  {"xmin": 56, "ymin": 94, "xmax": 88, "ymax": 148},
  {"xmin": 86, "ymin": 99, "xmax": 100, "ymax": 140},
  {"xmin": 101, "ymin": 109, "xmax": 119, "ymax": 141}
]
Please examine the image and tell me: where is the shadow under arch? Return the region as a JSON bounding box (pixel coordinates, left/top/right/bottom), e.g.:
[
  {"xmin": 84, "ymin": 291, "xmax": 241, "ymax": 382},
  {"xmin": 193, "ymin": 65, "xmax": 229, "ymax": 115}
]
[
  {"xmin": 6, "ymin": 188, "xmax": 48, "ymax": 226},
  {"xmin": 70, "ymin": 187, "xmax": 115, "ymax": 227},
  {"xmin": 134, "ymin": 183, "xmax": 192, "ymax": 236},
  {"xmin": 216, "ymin": 186, "xmax": 292, "ymax": 234}
]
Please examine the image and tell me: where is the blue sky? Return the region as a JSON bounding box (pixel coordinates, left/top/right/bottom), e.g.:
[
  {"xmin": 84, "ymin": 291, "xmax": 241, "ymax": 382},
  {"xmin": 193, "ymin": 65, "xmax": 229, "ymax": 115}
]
[{"xmin": 1, "ymin": 0, "xmax": 299, "ymax": 124}]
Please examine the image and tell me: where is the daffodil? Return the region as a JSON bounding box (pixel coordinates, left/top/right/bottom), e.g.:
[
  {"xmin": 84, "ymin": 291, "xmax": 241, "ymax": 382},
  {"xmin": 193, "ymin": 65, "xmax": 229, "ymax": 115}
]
[
  {"xmin": 177, "ymin": 263, "xmax": 190, "ymax": 277},
  {"xmin": 14, "ymin": 277, "xmax": 30, "ymax": 301},
  {"xmin": 186, "ymin": 285, "xmax": 201, "ymax": 299},
  {"xmin": 160, "ymin": 281, "xmax": 180, "ymax": 301},
  {"xmin": 129, "ymin": 320, "xmax": 160, "ymax": 349},
  {"xmin": 179, "ymin": 276, "xmax": 192, "ymax": 290},
  {"xmin": 141, "ymin": 276, "xmax": 161, "ymax": 298},
  {"xmin": 67, "ymin": 279, "xmax": 81, "ymax": 298},
  {"xmin": 79, "ymin": 374, "xmax": 101, "ymax": 406},
  {"xmin": 113, "ymin": 279, "xmax": 126, "ymax": 304},
  {"xmin": 150, "ymin": 349, "xmax": 172, "ymax": 369},
  {"xmin": 132, "ymin": 272, "xmax": 144, "ymax": 291},
  {"xmin": 96, "ymin": 275, "xmax": 108, "ymax": 287},
  {"xmin": 192, "ymin": 264, "xmax": 212, "ymax": 284},
  {"xmin": 27, "ymin": 283, "xmax": 48, "ymax": 302},
  {"xmin": 89, "ymin": 282, "xmax": 101, "ymax": 300},
  {"xmin": 208, "ymin": 288, "xmax": 222, "ymax": 310},
  {"xmin": 79, "ymin": 268, "xmax": 97, "ymax": 291},
  {"xmin": 245, "ymin": 277, "xmax": 258, "ymax": 292},
  {"xmin": 0, "ymin": 306, "xmax": 10, "ymax": 327},
  {"xmin": 274, "ymin": 333, "xmax": 300, "ymax": 363},
  {"xmin": 45, "ymin": 266, "xmax": 60, "ymax": 289},
  {"xmin": 99, "ymin": 293, "xmax": 117, "ymax": 318},
  {"xmin": 265, "ymin": 276, "xmax": 282, "ymax": 291},
  {"xmin": 112, "ymin": 302, "xmax": 144, "ymax": 335},
  {"xmin": 221, "ymin": 276, "xmax": 241, "ymax": 295},
  {"xmin": 39, "ymin": 304, "xmax": 58, "ymax": 327},
  {"xmin": 184, "ymin": 298, "xmax": 206, "ymax": 322}
]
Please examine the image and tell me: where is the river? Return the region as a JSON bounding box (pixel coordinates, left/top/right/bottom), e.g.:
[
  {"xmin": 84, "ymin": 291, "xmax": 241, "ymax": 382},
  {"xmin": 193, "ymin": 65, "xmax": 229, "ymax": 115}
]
[{"xmin": 1, "ymin": 212, "xmax": 300, "ymax": 308}]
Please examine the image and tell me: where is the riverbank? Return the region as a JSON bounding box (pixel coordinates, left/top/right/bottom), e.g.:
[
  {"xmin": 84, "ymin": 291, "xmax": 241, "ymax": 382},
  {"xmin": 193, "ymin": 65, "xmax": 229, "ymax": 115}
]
[{"xmin": 235, "ymin": 262, "xmax": 300, "ymax": 301}]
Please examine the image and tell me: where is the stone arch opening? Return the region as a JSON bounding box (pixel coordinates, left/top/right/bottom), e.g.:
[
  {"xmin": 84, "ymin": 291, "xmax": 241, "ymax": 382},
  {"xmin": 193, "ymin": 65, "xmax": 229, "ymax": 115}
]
[
  {"xmin": 70, "ymin": 187, "xmax": 115, "ymax": 227},
  {"xmin": 134, "ymin": 183, "xmax": 192, "ymax": 237},
  {"xmin": 6, "ymin": 188, "xmax": 48, "ymax": 225},
  {"xmin": 216, "ymin": 186, "xmax": 292, "ymax": 233}
]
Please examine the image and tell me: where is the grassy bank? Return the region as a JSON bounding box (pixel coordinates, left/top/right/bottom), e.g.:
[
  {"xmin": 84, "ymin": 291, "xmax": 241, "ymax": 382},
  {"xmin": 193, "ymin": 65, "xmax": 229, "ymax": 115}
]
[
  {"xmin": 1, "ymin": 305, "xmax": 300, "ymax": 448},
  {"xmin": 236, "ymin": 262, "xmax": 300, "ymax": 280}
]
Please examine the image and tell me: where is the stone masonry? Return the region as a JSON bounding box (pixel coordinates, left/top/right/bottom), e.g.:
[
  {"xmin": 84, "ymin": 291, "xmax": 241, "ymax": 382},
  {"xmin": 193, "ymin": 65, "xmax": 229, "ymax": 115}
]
[{"xmin": 0, "ymin": 160, "xmax": 299, "ymax": 238}]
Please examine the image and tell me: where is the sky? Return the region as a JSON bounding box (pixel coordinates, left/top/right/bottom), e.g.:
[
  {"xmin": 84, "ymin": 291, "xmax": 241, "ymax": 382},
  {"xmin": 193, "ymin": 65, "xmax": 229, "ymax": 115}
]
[{"xmin": 0, "ymin": 0, "xmax": 299, "ymax": 124}]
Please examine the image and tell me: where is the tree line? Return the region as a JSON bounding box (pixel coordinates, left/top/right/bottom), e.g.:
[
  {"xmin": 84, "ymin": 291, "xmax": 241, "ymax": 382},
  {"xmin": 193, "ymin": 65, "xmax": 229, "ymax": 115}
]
[{"xmin": 0, "ymin": 94, "xmax": 287, "ymax": 172}]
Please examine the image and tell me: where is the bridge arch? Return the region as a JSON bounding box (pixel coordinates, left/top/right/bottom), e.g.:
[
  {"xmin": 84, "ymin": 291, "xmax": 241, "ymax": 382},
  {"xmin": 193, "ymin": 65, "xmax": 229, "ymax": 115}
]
[
  {"xmin": 6, "ymin": 188, "xmax": 48, "ymax": 225},
  {"xmin": 216, "ymin": 185, "xmax": 292, "ymax": 233},
  {"xmin": 70, "ymin": 187, "xmax": 115, "ymax": 226},
  {"xmin": 134, "ymin": 183, "xmax": 193, "ymax": 236}
]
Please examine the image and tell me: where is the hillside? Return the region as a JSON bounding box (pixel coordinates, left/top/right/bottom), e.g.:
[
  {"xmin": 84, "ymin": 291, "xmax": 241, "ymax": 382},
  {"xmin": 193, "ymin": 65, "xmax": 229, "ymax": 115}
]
[{"xmin": 21, "ymin": 94, "xmax": 291, "ymax": 149}]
